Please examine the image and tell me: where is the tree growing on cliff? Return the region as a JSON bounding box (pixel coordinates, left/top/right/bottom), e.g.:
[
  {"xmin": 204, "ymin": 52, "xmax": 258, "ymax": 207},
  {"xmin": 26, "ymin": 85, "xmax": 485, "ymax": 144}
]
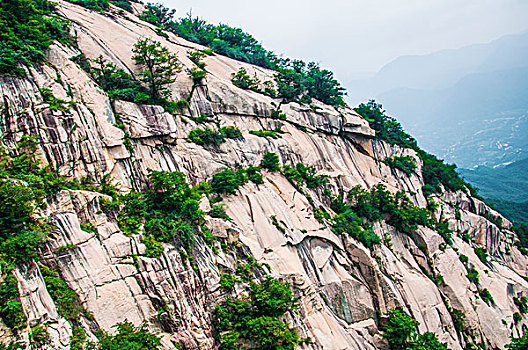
[
  {"xmin": 382, "ymin": 308, "xmax": 447, "ymax": 350},
  {"xmin": 132, "ymin": 38, "xmax": 181, "ymax": 102}
]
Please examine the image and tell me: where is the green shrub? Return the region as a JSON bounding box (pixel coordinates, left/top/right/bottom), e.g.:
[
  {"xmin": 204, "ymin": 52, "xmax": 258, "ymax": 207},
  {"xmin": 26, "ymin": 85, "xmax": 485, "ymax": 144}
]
[
  {"xmin": 332, "ymin": 209, "xmax": 380, "ymax": 248},
  {"xmin": 31, "ymin": 324, "xmax": 49, "ymax": 347},
  {"xmin": 211, "ymin": 168, "xmax": 247, "ymax": 195},
  {"xmin": 459, "ymin": 254, "xmax": 469, "ymax": 264},
  {"xmin": 355, "ymin": 100, "xmax": 417, "ymax": 149},
  {"xmin": 260, "ymin": 152, "xmax": 280, "ymax": 172},
  {"xmin": 188, "ymin": 126, "xmax": 242, "ymax": 146},
  {"xmin": 382, "ymin": 308, "xmax": 447, "ymax": 350},
  {"xmin": 189, "ymin": 113, "xmax": 208, "ymax": 124},
  {"xmin": 112, "ymin": 171, "xmax": 204, "ymax": 252},
  {"xmin": 0, "ymin": 0, "xmax": 74, "ymax": 76},
  {"xmin": 282, "ymin": 162, "xmax": 327, "ymax": 189},
  {"xmin": 138, "ymin": 2, "xmax": 175, "ymax": 28},
  {"xmin": 0, "ymin": 274, "xmax": 27, "ymax": 331},
  {"xmin": 219, "ymin": 273, "xmax": 238, "ymax": 290},
  {"xmin": 97, "ymin": 321, "xmax": 161, "ymax": 350},
  {"xmin": 275, "ymin": 61, "xmax": 345, "ymax": 106},
  {"xmin": 419, "ymin": 151, "xmax": 465, "ymax": 196},
  {"xmin": 507, "ymin": 331, "xmax": 528, "ymax": 349},
  {"xmin": 474, "ymin": 247, "xmax": 488, "ymax": 264},
  {"xmin": 188, "ymin": 67, "xmax": 207, "ymax": 83},
  {"xmin": 210, "ymin": 203, "xmax": 228, "ymax": 219},
  {"xmin": 270, "ymin": 109, "xmax": 287, "ymax": 120},
  {"xmin": 40, "ymin": 88, "xmax": 68, "ymax": 111},
  {"xmin": 0, "ymin": 341, "xmax": 26, "ymax": 350},
  {"xmin": 67, "ymin": 0, "xmax": 108, "ymax": 11},
  {"xmin": 246, "ymin": 166, "xmax": 263, "ymax": 184},
  {"xmin": 348, "ymin": 184, "xmax": 430, "ymax": 233},
  {"xmin": 89, "ymin": 55, "xmax": 151, "ymax": 103},
  {"xmin": 188, "ymin": 128, "xmax": 224, "ymax": 146},
  {"xmin": 434, "ymin": 218, "xmax": 453, "ymax": 245},
  {"xmin": 0, "ymin": 137, "xmax": 93, "ymax": 267},
  {"xmin": 382, "ymin": 308, "xmax": 419, "ymax": 349},
  {"xmin": 246, "ymin": 316, "xmax": 300, "ymax": 349},
  {"xmin": 450, "ymin": 308, "xmax": 465, "ymax": 334},
  {"xmin": 270, "ymin": 215, "xmax": 286, "ymax": 234},
  {"xmin": 141, "ymin": 234, "xmax": 164, "ymax": 258},
  {"xmin": 249, "ymin": 130, "xmax": 281, "ymax": 139},
  {"xmin": 213, "ymin": 277, "xmax": 300, "ymax": 349},
  {"xmin": 514, "ymin": 296, "xmax": 528, "ymax": 314},
  {"xmin": 80, "ymin": 222, "xmax": 96, "ymax": 233},
  {"xmin": 70, "ymin": 326, "xmax": 87, "ymax": 350},
  {"xmin": 384, "ymin": 156, "xmax": 417, "ymax": 176},
  {"xmin": 232, "ymin": 67, "xmax": 260, "ymax": 90},
  {"xmin": 221, "ymin": 126, "xmax": 242, "ymax": 139},
  {"xmin": 40, "ymin": 265, "xmax": 85, "ymax": 322},
  {"xmin": 478, "ymin": 288, "xmax": 495, "ymax": 306},
  {"xmin": 466, "ymin": 267, "xmax": 479, "ymax": 285},
  {"xmin": 187, "ymin": 50, "xmax": 207, "ymax": 69}
]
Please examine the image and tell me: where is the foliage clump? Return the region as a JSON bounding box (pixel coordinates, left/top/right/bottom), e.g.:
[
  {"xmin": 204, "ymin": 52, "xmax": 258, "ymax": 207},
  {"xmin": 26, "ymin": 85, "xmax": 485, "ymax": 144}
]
[
  {"xmin": 211, "ymin": 168, "xmax": 248, "ymax": 195},
  {"xmin": 282, "ymin": 163, "xmax": 328, "ymax": 189},
  {"xmin": 0, "ymin": 274, "xmax": 27, "ymax": 331},
  {"xmin": 260, "ymin": 152, "xmax": 281, "ymax": 172},
  {"xmin": 382, "ymin": 308, "xmax": 447, "ymax": 350},
  {"xmin": 0, "ymin": 137, "xmax": 86, "ymax": 268},
  {"xmin": 331, "ymin": 206, "xmax": 380, "ymax": 248},
  {"xmin": 384, "ymin": 156, "xmax": 417, "ymax": 176},
  {"xmin": 105, "ymin": 170, "xmax": 205, "ymax": 253},
  {"xmin": 348, "ymin": 184, "xmax": 430, "ymax": 233},
  {"xmin": 187, "ymin": 126, "xmax": 242, "ymax": 146},
  {"xmin": 40, "ymin": 265, "xmax": 86, "ymax": 323},
  {"xmin": 219, "ymin": 273, "xmax": 238, "ymax": 290},
  {"xmin": 66, "ymin": 0, "xmax": 134, "ymax": 13},
  {"xmin": 0, "ymin": 0, "xmax": 74, "ymax": 76},
  {"xmin": 213, "ymin": 277, "xmax": 301, "ymax": 349},
  {"xmin": 88, "ymin": 55, "xmax": 151, "ymax": 103},
  {"xmin": 249, "ymin": 129, "xmax": 282, "ymax": 139},
  {"xmin": 96, "ymin": 321, "xmax": 161, "ymax": 349},
  {"xmin": 507, "ymin": 331, "xmax": 528, "ymax": 350},
  {"xmin": 231, "ymin": 67, "xmax": 276, "ymax": 97}
]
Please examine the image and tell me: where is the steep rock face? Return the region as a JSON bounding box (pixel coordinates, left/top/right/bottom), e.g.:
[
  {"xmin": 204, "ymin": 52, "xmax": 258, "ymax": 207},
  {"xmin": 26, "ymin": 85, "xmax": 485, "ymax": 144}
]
[{"xmin": 1, "ymin": 2, "xmax": 527, "ymax": 349}]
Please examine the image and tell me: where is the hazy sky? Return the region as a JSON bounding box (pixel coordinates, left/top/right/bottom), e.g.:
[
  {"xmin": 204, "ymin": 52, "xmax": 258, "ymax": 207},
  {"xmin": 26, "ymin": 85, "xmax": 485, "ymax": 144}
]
[{"xmin": 162, "ymin": 0, "xmax": 528, "ymax": 82}]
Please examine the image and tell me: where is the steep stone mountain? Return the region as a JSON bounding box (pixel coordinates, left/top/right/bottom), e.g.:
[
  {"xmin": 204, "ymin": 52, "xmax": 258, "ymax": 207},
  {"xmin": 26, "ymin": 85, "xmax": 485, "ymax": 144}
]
[{"xmin": 1, "ymin": 1, "xmax": 528, "ymax": 349}]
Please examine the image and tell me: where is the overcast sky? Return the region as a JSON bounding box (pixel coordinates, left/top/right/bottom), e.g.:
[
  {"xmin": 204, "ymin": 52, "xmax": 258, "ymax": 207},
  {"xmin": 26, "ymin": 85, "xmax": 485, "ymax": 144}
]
[{"xmin": 161, "ymin": 0, "xmax": 528, "ymax": 82}]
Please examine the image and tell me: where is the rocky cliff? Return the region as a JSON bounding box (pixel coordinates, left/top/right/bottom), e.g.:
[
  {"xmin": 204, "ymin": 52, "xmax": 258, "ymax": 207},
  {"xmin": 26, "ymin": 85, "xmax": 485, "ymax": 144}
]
[{"xmin": 0, "ymin": 2, "xmax": 527, "ymax": 349}]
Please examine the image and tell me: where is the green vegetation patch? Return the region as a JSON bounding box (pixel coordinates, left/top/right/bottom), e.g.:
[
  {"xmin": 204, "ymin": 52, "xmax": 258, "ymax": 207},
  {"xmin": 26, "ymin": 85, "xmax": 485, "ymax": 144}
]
[
  {"xmin": 260, "ymin": 152, "xmax": 281, "ymax": 172},
  {"xmin": 188, "ymin": 126, "xmax": 242, "ymax": 146},
  {"xmin": 382, "ymin": 307, "xmax": 447, "ymax": 350},
  {"xmin": 96, "ymin": 321, "xmax": 161, "ymax": 349},
  {"xmin": 103, "ymin": 170, "xmax": 206, "ymax": 253},
  {"xmin": 383, "ymin": 156, "xmax": 417, "ymax": 176},
  {"xmin": 0, "ymin": 0, "xmax": 74, "ymax": 76},
  {"xmin": 213, "ymin": 277, "xmax": 301, "ymax": 349},
  {"xmin": 138, "ymin": 3, "xmax": 346, "ymax": 107},
  {"xmin": 348, "ymin": 184, "xmax": 431, "ymax": 233},
  {"xmin": 355, "ymin": 100, "xmax": 467, "ymax": 197},
  {"xmin": 0, "ymin": 273, "xmax": 27, "ymax": 331}
]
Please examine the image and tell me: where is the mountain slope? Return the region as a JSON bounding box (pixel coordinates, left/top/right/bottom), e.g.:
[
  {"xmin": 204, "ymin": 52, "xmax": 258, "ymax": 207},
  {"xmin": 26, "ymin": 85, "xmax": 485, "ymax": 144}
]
[{"xmin": 0, "ymin": 1, "xmax": 527, "ymax": 349}]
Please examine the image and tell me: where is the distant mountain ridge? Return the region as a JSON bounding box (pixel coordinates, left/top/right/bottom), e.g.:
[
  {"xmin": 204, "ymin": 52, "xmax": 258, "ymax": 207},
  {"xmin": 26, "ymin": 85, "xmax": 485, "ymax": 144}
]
[{"xmin": 346, "ymin": 30, "xmax": 528, "ymax": 169}]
